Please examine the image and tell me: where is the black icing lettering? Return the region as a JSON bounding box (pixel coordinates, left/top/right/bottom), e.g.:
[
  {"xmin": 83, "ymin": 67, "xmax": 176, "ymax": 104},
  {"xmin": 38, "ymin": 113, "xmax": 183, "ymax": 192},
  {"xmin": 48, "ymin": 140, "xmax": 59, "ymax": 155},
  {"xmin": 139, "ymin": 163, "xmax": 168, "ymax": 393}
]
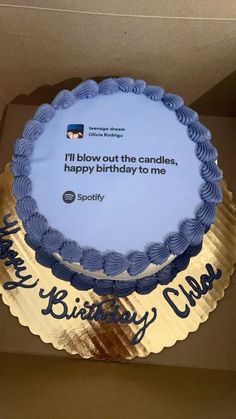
[
  {"xmin": 163, "ymin": 264, "xmax": 222, "ymax": 319},
  {"xmin": 103, "ymin": 304, "xmax": 120, "ymax": 323},
  {"xmin": 74, "ymin": 307, "xmax": 88, "ymax": 320},
  {"xmin": 83, "ymin": 301, "xmax": 98, "ymax": 320},
  {"xmin": 39, "ymin": 287, "xmax": 68, "ymax": 318},
  {"xmin": 67, "ymin": 297, "xmax": 86, "ymax": 319},
  {"xmin": 97, "ymin": 299, "xmax": 118, "ymax": 321},
  {"xmin": 0, "ymin": 215, "xmax": 38, "ymax": 290},
  {"xmin": 200, "ymin": 263, "xmax": 222, "ymax": 293},
  {"xmin": 116, "ymin": 311, "xmax": 131, "ymax": 323},
  {"xmin": 185, "ymin": 276, "xmax": 202, "ymax": 299},
  {"xmin": 39, "ymin": 289, "xmax": 157, "ymax": 345},
  {"xmin": 205, "ymin": 263, "xmax": 222, "ymax": 280},
  {"xmin": 163, "ymin": 288, "xmax": 190, "ymax": 318},
  {"xmin": 131, "ymin": 308, "xmax": 157, "ymax": 345},
  {"xmin": 178, "ymin": 284, "xmax": 197, "ymax": 307}
]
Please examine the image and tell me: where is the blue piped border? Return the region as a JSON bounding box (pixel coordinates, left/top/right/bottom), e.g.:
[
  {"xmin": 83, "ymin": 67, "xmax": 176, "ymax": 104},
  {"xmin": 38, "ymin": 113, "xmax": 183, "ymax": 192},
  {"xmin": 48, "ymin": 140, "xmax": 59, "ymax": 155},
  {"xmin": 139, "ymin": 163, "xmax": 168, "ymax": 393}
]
[
  {"xmin": 11, "ymin": 77, "xmax": 222, "ymax": 294},
  {"xmin": 25, "ymin": 233, "xmax": 202, "ymax": 297}
]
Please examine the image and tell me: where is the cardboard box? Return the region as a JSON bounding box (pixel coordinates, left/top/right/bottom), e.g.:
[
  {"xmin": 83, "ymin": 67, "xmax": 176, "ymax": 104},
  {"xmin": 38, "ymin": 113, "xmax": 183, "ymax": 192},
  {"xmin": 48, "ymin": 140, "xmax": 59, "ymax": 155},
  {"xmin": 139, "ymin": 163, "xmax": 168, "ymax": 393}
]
[{"xmin": 0, "ymin": 2, "xmax": 235, "ymax": 418}]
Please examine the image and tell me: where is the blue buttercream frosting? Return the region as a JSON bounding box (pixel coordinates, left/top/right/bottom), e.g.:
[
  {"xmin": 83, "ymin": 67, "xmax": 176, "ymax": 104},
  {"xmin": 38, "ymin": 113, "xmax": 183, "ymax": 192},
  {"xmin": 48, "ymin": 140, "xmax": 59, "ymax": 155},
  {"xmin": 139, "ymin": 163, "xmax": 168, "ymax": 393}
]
[
  {"xmin": 11, "ymin": 77, "xmax": 222, "ymax": 297},
  {"xmin": 71, "ymin": 273, "xmax": 95, "ymax": 291},
  {"xmin": 41, "ymin": 229, "xmax": 65, "ymax": 253},
  {"xmin": 35, "ymin": 247, "xmax": 58, "ymax": 267},
  {"xmin": 59, "ymin": 240, "xmax": 83, "ymax": 263},
  {"xmin": 200, "ymin": 161, "xmax": 223, "ymax": 182},
  {"xmin": 51, "ymin": 90, "xmax": 76, "ymax": 110},
  {"xmin": 132, "ymin": 79, "xmax": 147, "ymax": 94},
  {"xmin": 147, "ymin": 242, "xmax": 170, "ymax": 265},
  {"xmin": 23, "ymin": 119, "xmax": 44, "ymax": 141},
  {"xmin": 155, "ymin": 264, "xmax": 176, "ymax": 285},
  {"xmin": 195, "ymin": 202, "xmax": 216, "ymax": 227},
  {"xmin": 24, "ymin": 240, "xmax": 203, "ymax": 296},
  {"xmin": 94, "ymin": 279, "xmax": 114, "ymax": 295},
  {"xmin": 116, "ymin": 77, "xmax": 134, "ymax": 92},
  {"xmin": 180, "ymin": 218, "xmax": 205, "ymax": 246},
  {"xmin": 200, "ymin": 181, "xmax": 222, "ymax": 203},
  {"xmin": 81, "ymin": 248, "xmax": 104, "ymax": 271},
  {"xmin": 98, "ymin": 78, "xmax": 119, "ymax": 95},
  {"xmin": 136, "ymin": 276, "xmax": 157, "ymax": 295},
  {"xmin": 172, "ymin": 252, "xmax": 190, "ymax": 271},
  {"xmin": 165, "ymin": 232, "xmax": 190, "ymax": 255},
  {"xmin": 144, "ymin": 85, "xmax": 164, "ymax": 101},
  {"xmin": 13, "ymin": 176, "xmax": 32, "ymax": 199},
  {"xmin": 188, "ymin": 121, "xmax": 211, "ymax": 142},
  {"xmin": 71, "ymin": 79, "xmax": 99, "ymax": 99},
  {"xmin": 24, "ymin": 233, "xmax": 41, "ymax": 250},
  {"xmin": 176, "ymin": 106, "xmax": 199, "ymax": 125},
  {"xmin": 34, "ymin": 104, "xmax": 55, "ymax": 122},
  {"xmin": 14, "ymin": 137, "xmax": 34, "ymax": 157},
  {"xmin": 162, "ymin": 93, "xmax": 184, "ymax": 110},
  {"xmin": 113, "ymin": 279, "xmax": 137, "ymax": 297},
  {"xmin": 15, "ymin": 196, "xmax": 37, "ymax": 222},
  {"xmin": 195, "ymin": 140, "xmax": 218, "ymax": 162},
  {"xmin": 104, "ymin": 252, "xmax": 129, "ymax": 276},
  {"xmin": 52, "ymin": 262, "xmax": 74, "ymax": 281},
  {"xmin": 11, "ymin": 156, "xmax": 30, "ymax": 177},
  {"xmin": 24, "ymin": 213, "xmax": 48, "ymax": 241},
  {"xmin": 128, "ymin": 251, "xmax": 150, "ymax": 276}
]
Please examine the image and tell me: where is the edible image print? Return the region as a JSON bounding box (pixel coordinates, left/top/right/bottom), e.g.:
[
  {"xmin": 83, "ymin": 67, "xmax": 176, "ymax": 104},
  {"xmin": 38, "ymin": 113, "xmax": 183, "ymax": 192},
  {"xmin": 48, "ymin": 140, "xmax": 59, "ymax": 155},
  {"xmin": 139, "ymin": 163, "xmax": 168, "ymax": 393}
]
[{"xmin": 66, "ymin": 124, "xmax": 84, "ymax": 139}]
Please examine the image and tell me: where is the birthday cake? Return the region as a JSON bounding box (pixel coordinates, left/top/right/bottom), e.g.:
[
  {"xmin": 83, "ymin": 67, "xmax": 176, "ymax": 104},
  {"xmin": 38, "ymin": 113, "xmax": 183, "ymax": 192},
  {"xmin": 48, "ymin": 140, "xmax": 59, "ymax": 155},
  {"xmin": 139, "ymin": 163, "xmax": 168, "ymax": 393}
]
[{"xmin": 11, "ymin": 77, "xmax": 222, "ymax": 296}]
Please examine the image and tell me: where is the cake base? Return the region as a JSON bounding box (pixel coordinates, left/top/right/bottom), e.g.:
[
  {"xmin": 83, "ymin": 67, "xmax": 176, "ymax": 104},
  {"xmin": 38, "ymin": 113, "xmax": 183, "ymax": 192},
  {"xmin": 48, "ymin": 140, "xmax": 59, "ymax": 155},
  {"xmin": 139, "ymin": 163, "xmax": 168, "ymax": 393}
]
[{"xmin": 0, "ymin": 165, "xmax": 235, "ymax": 360}]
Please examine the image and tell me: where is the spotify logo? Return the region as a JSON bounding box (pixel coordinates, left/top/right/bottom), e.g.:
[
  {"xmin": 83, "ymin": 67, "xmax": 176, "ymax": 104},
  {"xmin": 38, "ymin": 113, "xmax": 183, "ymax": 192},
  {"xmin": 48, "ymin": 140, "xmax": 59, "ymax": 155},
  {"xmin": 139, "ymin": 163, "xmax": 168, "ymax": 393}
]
[{"xmin": 62, "ymin": 191, "xmax": 76, "ymax": 204}]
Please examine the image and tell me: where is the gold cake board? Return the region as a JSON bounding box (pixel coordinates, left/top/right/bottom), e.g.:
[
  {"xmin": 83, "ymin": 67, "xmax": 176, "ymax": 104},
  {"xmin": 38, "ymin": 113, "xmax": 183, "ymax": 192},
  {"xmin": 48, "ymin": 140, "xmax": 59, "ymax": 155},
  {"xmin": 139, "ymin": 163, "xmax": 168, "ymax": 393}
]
[{"xmin": 0, "ymin": 165, "xmax": 235, "ymax": 361}]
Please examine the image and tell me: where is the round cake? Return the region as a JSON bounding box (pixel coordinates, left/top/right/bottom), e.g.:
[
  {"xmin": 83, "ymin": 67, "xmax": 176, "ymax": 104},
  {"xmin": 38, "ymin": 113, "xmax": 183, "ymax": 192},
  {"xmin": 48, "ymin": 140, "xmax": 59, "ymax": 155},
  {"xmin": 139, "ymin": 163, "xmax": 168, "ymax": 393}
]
[{"xmin": 11, "ymin": 77, "xmax": 222, "ymax": 296}]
